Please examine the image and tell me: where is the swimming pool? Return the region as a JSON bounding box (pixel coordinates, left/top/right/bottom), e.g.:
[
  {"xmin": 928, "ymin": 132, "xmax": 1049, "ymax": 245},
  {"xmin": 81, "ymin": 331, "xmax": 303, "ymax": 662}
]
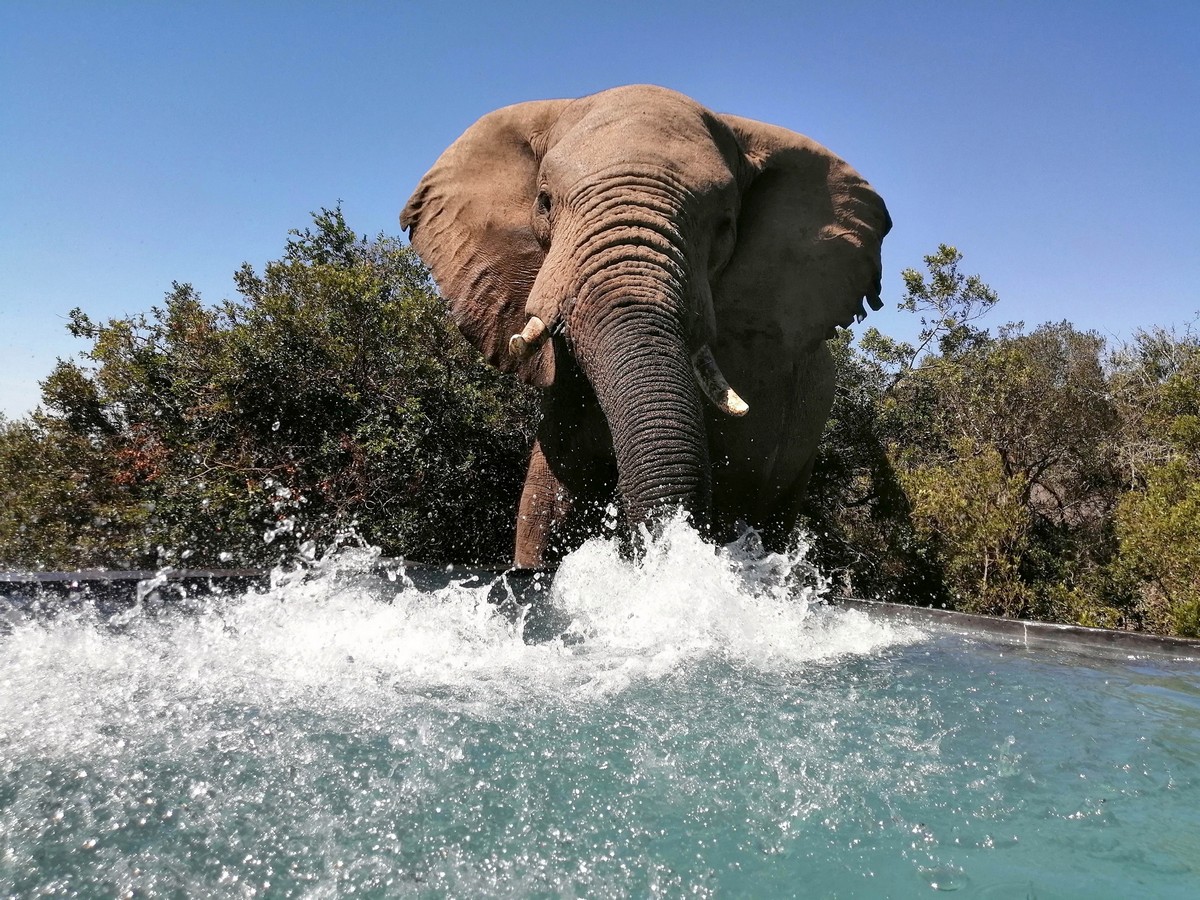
[{"xmin": 3, "ymin": 520, "xmax": 1198, "ymax": 897}]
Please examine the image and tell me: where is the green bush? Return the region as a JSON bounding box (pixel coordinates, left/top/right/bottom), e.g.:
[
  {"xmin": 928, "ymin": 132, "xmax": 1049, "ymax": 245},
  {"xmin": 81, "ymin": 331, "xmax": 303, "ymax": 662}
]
[
  {"xmin": 0, "ymin": 208, "xmax": 538, "ymax": 570},
  {"xmin": 809, "ymin": 247, "xmax": 1138, "ymax": 628},
  {"xmin": 1107, "ymin": 327, "xmax": 1200, "ymax": 636}
]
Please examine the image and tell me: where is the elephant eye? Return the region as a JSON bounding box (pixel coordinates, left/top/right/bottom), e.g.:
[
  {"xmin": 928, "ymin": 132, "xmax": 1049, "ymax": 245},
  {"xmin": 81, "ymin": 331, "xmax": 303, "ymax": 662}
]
[
  {"xmin": 532, "ymin": 191, "xmax": 552, "ymax": 246},
  {"xmin": 710, "ymin": 218, "xmax": 737, "ymax": 275}
]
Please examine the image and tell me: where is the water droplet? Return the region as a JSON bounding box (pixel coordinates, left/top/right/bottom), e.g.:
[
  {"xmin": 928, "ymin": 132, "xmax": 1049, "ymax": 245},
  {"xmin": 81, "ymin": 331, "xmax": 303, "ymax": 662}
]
[{"xmin": 918, "ymin": 864, "xmax": 970, "ymax": 892}]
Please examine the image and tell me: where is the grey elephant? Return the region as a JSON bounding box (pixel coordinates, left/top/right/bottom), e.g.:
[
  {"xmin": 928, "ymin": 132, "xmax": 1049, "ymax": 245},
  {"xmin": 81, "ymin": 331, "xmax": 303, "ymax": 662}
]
[{"xmin": 402, "ymin": 85, "xmax": 890, "ymax": 568}]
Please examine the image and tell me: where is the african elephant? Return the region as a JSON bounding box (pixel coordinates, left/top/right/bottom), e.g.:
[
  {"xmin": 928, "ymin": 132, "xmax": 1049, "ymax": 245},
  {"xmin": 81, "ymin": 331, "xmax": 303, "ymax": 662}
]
[{"xmin": 401, "ymin": 85, "xmax": 890, "ymax": 568}]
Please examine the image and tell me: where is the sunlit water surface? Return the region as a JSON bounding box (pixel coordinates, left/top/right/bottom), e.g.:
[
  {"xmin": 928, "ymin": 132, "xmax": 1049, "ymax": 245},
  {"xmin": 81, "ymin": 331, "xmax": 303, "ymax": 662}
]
[{"xmin": 2, "ymin": 518, "xmax": 1199, "ymax": 898}]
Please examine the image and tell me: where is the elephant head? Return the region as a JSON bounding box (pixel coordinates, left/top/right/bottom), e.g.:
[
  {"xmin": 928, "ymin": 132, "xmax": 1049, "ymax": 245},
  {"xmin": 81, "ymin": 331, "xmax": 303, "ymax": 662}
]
[{"xmin": 402, "ymin": 85, "xmax": 890, "ymax": 566}]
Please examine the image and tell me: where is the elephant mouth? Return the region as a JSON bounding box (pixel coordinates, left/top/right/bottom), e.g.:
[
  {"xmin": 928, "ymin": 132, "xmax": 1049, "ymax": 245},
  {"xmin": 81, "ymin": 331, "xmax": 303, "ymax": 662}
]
[{"xmin": 510, "ymin": 313, "xmax": 748, "ymax": 418}]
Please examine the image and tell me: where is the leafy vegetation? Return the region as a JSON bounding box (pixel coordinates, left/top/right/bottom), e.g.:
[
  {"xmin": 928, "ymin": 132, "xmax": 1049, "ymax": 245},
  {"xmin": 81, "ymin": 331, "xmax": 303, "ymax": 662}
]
[
  {"xmin": 806, "ymin": 246, "xmax": 1200, "ymax": 636},
  {"xmin": 2, "ymin": 219, "xmax": 1198, "ymax": 636},
  {"xmin": 1107, "ymin": 327, "xmax": 1200, "ymax": 635},
  {"xmin": 0, "ymin": 208, "xmax": 537, "ymax": 570}
]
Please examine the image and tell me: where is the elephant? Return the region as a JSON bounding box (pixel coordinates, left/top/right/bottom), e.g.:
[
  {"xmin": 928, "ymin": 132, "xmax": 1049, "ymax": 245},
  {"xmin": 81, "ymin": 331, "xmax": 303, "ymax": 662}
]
[{"xmin": 401, "ymin": 85, "xmax": 891, "ymax": 568}]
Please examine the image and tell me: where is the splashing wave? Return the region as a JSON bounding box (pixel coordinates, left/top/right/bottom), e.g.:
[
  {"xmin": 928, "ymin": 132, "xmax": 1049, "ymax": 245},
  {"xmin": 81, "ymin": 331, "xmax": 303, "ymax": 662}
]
[{"xmin": 0, "ymin": 514, "xmax": 921, "ymax": 760}]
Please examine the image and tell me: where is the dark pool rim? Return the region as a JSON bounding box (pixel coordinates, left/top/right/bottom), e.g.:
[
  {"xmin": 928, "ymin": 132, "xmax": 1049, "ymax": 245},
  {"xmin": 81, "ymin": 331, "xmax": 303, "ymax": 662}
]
[{"xmin": 3, "ymin": 566, "xmax": 1199, "ymax": 660}]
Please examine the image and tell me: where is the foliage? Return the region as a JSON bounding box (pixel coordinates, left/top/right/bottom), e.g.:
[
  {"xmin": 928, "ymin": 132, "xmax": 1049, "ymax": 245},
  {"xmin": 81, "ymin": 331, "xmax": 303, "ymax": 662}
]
[
  {"xmin": 808, "ymin": 245, "xmax": 1199, "ymax": 634},
  {"xmin": 5, "ymin": 224, "xmax": 1200, "ymax": 637},
  {"xmin": 0, "ymin": 411, "xmax": 140, "ymax": 568},
  {"xmin": 0, "ymin": 208, "xmax": 538, "ymax": 570},
  {"xmin": 897, "ymin": 441, "xmax": 1034, "ymax": 617},
  {"xmin": 804, "ymin": 332, "xmax": 943, "ymax": 604},
  {"xmin": 807, "ymin": 244, "xmax": 1010, "ymax": 608},
  {"xmin": 858, "ymin": 243, "xmax": 998, "ymax": 384},
  {"xmin": 1107, "ymin": 326, "xmax": 1200, "ymax": 635}
]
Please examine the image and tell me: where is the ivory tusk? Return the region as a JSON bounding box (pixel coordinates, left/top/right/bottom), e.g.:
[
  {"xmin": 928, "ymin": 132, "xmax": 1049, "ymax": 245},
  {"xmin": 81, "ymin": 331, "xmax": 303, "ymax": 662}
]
[
  {"xmin": 508, "ymin": 316, "xmax": 548, "ymax": 359},
  {"xmin": 691, "ymin": 345, "xmax": 749, "ymax": 417}
]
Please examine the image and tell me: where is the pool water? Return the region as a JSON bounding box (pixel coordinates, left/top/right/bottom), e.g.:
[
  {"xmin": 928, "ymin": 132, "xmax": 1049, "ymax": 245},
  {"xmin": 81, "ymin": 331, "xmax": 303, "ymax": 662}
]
[{"xmin": 2, "ymin": 517, "xmax": 1199, "ymax": 897}]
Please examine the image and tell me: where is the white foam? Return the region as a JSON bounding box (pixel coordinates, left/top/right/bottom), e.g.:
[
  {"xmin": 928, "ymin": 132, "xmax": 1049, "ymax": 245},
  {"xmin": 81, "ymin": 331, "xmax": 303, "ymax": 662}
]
[
  {"xmin": 0, "ymin": 515, "xmax": 924, "ymax": 760},
  {"xmin": 547, "ymin": 514, "xmax": 917, "ymax": 694}
]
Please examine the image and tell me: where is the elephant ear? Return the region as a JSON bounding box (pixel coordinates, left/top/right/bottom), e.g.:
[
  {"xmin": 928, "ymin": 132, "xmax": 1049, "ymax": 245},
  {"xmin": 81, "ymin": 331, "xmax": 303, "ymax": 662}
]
[
  {"xmin": 714, "ymin": 114, "xmax": 892, "ymax": 349},
  {"xmin": 401, "ymin": 99, "xmax": 571, "ymax": 386}
]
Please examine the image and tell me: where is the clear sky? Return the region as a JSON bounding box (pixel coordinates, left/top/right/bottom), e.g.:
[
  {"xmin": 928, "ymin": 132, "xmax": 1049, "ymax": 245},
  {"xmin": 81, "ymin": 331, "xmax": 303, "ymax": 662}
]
[{"xmin": 2, "ymin": 1, "xmax": 1197, "ymax": 418}]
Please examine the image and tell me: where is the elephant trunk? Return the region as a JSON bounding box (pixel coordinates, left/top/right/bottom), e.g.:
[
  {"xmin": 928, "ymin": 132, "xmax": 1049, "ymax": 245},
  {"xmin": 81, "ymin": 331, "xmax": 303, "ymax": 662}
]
[{"xmin": 573, "ymin": 287, "xmax": 711, "ymax": 532}]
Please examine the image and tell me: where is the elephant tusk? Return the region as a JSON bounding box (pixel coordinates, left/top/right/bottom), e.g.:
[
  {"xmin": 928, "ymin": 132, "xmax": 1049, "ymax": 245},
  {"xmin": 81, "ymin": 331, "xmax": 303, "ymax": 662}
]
[
  {"xmin": 509, "ymin": 316, "xmax": 548, "ymax": 360},
  {"xmin": 691, "ymin": 345, "xmax": 749, "ymax": 417}
]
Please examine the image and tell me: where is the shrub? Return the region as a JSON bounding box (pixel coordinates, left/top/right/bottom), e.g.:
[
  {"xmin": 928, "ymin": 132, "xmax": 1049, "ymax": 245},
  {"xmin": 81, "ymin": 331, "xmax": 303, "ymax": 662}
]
[{"xmin": 0, "ymin": 208, "xmax": 538, "ymax": 570}]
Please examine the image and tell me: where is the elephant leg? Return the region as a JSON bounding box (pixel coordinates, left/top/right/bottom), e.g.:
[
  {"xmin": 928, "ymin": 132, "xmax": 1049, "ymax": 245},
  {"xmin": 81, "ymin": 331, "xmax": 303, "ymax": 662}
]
[
  {"xmin": 759, "ymin": 452, "xmax": 818, "ymax": 551},
  {"xmin": 514, "ymin": 439, "xmax": 575, "ymax": 568}
]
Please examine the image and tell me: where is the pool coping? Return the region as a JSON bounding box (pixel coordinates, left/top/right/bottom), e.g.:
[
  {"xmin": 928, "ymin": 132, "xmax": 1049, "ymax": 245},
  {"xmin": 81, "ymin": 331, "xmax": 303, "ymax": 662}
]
[
  {"xmin": 834, "ymin": 597, "xmax": 1200, "ymax": 660},
  {"xmin": 3, "ymin": 567, "xmax": 1199, "ymax": 660}
]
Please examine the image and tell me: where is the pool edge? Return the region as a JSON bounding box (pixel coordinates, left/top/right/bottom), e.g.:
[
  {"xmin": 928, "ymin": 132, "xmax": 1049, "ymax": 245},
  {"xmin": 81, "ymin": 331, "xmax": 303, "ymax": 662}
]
[{"xmin": 833, "ymin": 597, "xmax": 1200, "ymax": 660}]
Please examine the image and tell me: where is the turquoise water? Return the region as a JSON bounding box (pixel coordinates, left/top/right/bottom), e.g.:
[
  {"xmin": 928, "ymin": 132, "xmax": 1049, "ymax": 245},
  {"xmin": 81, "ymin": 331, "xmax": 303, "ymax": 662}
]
[{"xmin": 2, "ymin": 519, "xmax": 1199, "ymax": 898}]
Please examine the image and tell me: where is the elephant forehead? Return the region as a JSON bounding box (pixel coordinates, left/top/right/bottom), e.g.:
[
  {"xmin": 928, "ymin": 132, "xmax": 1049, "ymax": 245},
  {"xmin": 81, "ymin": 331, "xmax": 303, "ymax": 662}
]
[{"xmin": 546, "ymin": 106, "xmax": 736, "ymax": 192}]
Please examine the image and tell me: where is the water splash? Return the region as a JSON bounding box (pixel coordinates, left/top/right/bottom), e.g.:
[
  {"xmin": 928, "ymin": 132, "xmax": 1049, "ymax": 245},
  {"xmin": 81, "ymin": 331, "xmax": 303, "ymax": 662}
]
[
  {"xmin": 0, "ymin": 514, "xmax": 916, "ymax": 758},
  {"xmin": 546, "ymin": 513, "xmax": 912, "ymax": 693}
]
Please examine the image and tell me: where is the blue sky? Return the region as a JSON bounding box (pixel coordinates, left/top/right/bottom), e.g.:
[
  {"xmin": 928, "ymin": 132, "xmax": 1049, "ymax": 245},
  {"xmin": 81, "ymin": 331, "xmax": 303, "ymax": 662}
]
[{"xmin": 2, "ymin": 1, "xmax": 1197, "ymax": 417}]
